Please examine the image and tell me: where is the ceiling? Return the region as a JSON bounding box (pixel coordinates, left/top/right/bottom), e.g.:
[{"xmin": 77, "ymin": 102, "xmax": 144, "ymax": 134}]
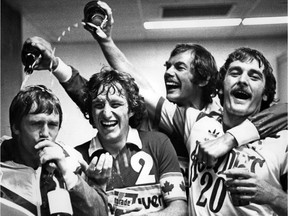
[{"xmin": 5, "ymin": 0, "xmax": 288, "ymax": 43}]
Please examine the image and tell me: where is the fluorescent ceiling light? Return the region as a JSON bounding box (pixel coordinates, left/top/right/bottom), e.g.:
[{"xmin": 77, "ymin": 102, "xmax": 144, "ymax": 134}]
[
  {"xmin": 242, "ymin": 16, "xmax": 288, "ymax": 25},
  {"xmin": 144, "ymin": 18, "xmax": 242, "ymax": 29}
]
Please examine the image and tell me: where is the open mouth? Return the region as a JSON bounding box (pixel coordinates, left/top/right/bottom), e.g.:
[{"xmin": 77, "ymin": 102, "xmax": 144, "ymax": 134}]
[
  {"xmin": 165, "ymin": 80, "xmax": 180, "ymax": 90},
  {"xmin": 101, "ymin": 120, "xmax": 118, "ymax": 128},
  {"xmin": 231, "ymin": 89, "xmax": 251, "ymax": 100}
]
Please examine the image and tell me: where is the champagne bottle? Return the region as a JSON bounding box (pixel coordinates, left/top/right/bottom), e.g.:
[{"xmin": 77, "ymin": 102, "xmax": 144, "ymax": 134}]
[
  {"xmin": 45, "ymin": 165, "xmax": 73, "ymax": 216},
  {"xmin": 83, "ymin": 0, "xmax": 107, "ymax": 27},
  {"xmin": 21, "ymin": 43, "xmax": 42, "ymax": 74}
]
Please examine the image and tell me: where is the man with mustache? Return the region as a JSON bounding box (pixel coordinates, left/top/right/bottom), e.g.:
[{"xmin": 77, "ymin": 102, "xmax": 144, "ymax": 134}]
[{"xmin": 181, "ymin": 47, "xmax": 287, "ymax": 215}]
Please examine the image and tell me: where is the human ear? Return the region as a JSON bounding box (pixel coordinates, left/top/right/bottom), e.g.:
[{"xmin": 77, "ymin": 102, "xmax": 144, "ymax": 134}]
[
  {"xmin": 198, "ymin": 76, "xmax": 210, "ymax": 87},
  {"xmin": 128, "ymin": 111, "xmax": 135, "ymax": 118},
  {"xmin": 198, "ymin": 80, "xmax": 209, "ymax": 87},
  {"xmin": 12, "ymin": 124, "xmax": 20, "ymax": 135},
  {"xmin": 218, "ymin": 88, "xmax": 223, "ymax": 95}
]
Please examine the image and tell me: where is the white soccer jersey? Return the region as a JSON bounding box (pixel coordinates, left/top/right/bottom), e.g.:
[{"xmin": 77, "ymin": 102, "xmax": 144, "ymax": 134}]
[{"xmin": 159, "ymin": 100, "xmax": 288, "ymax": 215}]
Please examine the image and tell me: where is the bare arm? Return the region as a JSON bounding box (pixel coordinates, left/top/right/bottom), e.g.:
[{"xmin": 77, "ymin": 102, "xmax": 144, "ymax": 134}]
[
  {"xmin": 121, "ymin": 200, "xmax": 187, "ymax": 216},
  {"xmin": 146, "ymin": 200, "xmax": 187, "ymax": 216}
]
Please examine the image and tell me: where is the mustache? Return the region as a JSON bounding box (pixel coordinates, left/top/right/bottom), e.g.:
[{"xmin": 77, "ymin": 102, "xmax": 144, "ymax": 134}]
[{"xmin": 230, "ymin": 84, "xmax": 251, "ymax": 98}]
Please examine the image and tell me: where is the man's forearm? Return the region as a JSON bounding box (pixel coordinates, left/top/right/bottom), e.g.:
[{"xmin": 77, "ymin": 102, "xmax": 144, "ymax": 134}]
[
  {"xmin": 228, "ymin": 103, "xmax": 288, "ymax": 147},
  {"xmin": 249, "ymin": 103, "xmax": 287, "ymax": 139},
  {"xmin": 147, "ymin": 200, "xmax": 187, "ymax": 216},
  {"xmin": 98, "ymin": 38, "xmax": 154, "ymax": 91},
  {"xmin": 97, "ymin": 38, "xmax": 159, "ymax": 113},
  {"xmin": 99, "ymin": 38, "xmax": 134, "ymax": 74},
  {"xmin": 70, "ymin": 176, "xmax": 108, "ymax": 216}
]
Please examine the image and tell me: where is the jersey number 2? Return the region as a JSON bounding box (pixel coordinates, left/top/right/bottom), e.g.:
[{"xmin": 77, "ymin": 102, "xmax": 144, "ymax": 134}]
[{"xmin": 131, "ymin": 151, "xmax": 155, "ymax": 185}]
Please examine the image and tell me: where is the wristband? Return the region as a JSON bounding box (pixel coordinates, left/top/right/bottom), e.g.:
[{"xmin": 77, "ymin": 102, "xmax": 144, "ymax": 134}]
[
  {"xmin": 227, "ymin": 119, "xmax": 260, "ymax": 146},
  {"xmin": 52, "ymin": 57, "xmax": 73, "ymax": 83}
]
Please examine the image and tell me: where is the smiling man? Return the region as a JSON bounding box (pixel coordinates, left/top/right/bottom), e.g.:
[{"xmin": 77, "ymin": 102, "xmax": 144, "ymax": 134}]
[
  {"xmin": 166, "ymin": 47, "xmax": 287, "ymax": 215},
  {"xmin": 163, "ymin": 44, "xmax": 218, "ymax": 109},
  {"xmin": 74, "ymin": 69, "xmax": 187, "ymax": 216},
  {"xmin": 222, "ymin": 60, "xmax": 266, "ymax": 119}
]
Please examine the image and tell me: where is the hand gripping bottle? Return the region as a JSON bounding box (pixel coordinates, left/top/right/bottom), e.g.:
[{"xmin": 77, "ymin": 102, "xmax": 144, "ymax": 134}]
[
  {"xmin": 83, "ymin": 0, "xmax": 108, "ymax": 28},
  {"xmin": 21, "ymin": 43, "xmax": 42, "ymax": 74}
]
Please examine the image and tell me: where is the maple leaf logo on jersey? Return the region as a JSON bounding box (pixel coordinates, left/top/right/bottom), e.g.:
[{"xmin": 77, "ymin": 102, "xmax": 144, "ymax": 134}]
[
  {"xmin": 162, "ymin": 181, "xmax": 174, "ymax": 195},
  {"xmin": 180, "ymin": 181, "xmax": 186, "ymax": 192},
  {"xmin": 208, "ymin": 129, "xmax": 220, "ymax": 137}
]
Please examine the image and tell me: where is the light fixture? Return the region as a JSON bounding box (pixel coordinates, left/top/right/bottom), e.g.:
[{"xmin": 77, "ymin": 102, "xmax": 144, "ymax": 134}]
[
  {"xmin": 242, "ymin": 16, "xmax": 288, "ymax": 25},
  {"xmin": 144, "ymin": 18, "xmax": 242, "ymax": 29}
]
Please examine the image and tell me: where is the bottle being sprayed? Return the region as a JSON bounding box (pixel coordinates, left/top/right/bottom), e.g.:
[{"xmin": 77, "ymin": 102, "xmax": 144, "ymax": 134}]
[
  {"xmin": 82, "ymin": 0, "xmax": 108, "ymax": 38},
  {"xmin": 83, "ymin": 0, "xmax": 108, "ymax": 28},
  {"xmin": 21, "ymin": 43, "xmax": 42, "ymax": 74}
]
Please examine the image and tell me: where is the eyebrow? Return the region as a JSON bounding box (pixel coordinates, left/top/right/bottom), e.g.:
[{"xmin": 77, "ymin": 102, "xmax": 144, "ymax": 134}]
[
  {"xmin": 227, "ymin": 66, "xmax": 241, "ymax": 72},
  {"xmin": 29, "ymin": 118, "xmax": 59, "ymax": 124},
  {"xmin": 92, "ymin": 97, "xmax": 105, "ymax": 103},
  {"xmin": 92, "ymin": 96, "xmax": 126, "ymax": 103},
  {"xmin": 175, "ymin": 61, "xmax": 187, "ymax": 65},
  {"xmin": 165, "ymin": 59, "xmax": 187, "ymax": 65}
]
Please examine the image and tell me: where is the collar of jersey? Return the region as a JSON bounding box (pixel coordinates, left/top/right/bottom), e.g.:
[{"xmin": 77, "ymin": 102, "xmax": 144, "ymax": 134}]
[{"xmin": 88, "ymin": 127, "xmax": 142, "ymax": 157}]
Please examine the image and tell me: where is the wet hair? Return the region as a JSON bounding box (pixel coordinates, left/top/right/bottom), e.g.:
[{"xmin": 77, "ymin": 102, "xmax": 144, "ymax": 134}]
[
  {"xmin": 169, "ymin": 43, "xmax": 218, "ymax": 106},
  {"xmin": 83, "ymin": 68, "xmax": 146, "ymax": 128},
  {"xmin": 9, "ymin": 85, "xmax": 63, "ymax": 138},
  {"xmin": 218, "ymin": 47, "xmax": 276, "ymax": 110}
]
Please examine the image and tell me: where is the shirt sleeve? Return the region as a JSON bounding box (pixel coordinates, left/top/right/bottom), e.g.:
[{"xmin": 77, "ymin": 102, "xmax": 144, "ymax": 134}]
[
  {"xmin": 60, "ymin": 67, "xmax": 88, "ymax": 114},
  {"xmin": 228, "ymin": 103, "xmax": 288, "ymax": 146},
  {"xmin": 248, "ymin": 103, "xmax": 288, "ymax": 139},
  {"xmin": 227, "ymin": 119, "xmax": 260, "ymax": 146},
  {"xmin": 69, "ymin": 175, "xmax": 108, "ymax": 216},
  {"xmin": 156, "ymin": 98, "xmax": 191, "ymax": 138},
  {"xmin": 157, "ymin": 135, "xmax": 187, "ymax": 202}
]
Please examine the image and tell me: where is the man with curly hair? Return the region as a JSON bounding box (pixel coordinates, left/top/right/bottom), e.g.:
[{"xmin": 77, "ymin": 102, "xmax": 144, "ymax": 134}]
[{"xmin": 73, "ymin": 68, "xmax": 188, "ymax": 215}]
